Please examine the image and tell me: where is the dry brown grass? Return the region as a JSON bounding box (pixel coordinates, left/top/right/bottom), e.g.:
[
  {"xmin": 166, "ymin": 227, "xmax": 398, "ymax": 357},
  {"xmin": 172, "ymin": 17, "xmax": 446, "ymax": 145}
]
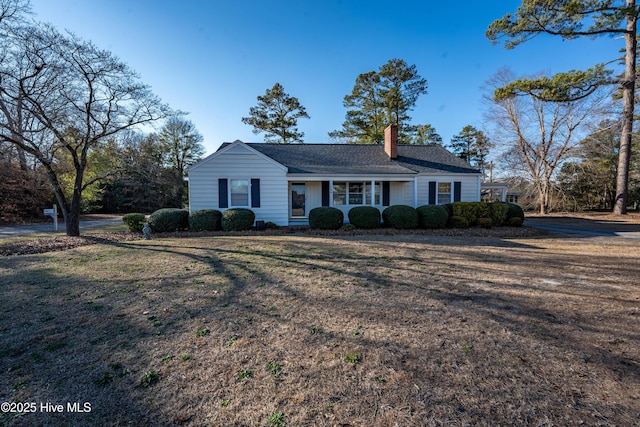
[{"xmin": 1, "ymin": 233, "xmax": 639, "ymax": 426}]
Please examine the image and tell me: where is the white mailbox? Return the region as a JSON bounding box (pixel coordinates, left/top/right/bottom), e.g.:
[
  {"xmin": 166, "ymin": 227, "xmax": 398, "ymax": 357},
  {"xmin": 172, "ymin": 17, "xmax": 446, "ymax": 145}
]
[{"xmin": 43, "ymin": 205, "xmax": 58, "ymax": 231}]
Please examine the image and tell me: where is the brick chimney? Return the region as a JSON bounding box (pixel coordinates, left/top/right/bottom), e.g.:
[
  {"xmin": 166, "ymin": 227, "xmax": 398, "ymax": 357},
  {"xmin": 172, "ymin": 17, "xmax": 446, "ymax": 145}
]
[{"xmin": 384, "ymin": 124, "xmax": 398, "ymax": 160}]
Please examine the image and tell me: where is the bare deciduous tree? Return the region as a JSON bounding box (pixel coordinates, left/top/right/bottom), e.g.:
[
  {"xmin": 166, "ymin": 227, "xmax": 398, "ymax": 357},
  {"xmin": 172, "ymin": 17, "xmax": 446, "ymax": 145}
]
[
  {"xmin": 158, "ymin": 117, "xmax": 205, "ymax": 178},
  {"xmin": 0, "ymin": 17, "xmax": 171, "ymax": 235},
  {"xmin": 486, "ymin": 69, "xmax": 613, "ymax": 214}
]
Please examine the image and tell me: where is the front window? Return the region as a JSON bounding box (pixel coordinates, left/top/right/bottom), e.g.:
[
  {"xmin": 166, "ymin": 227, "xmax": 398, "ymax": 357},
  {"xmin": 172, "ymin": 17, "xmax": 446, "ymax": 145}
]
[
  {"xmin": 438, "ymin": 182, "xmax": 451, "ymax": 204},
  {"xmin": 365, "ymin": 182, "xmax": 381, "ymax": 205},
  {"xmin": 230, "ymin": 179, "xmax": 249, "ymax": 206},
  {"xmin": 333, "ymin": 181, "xmax": 380, "ymax": 206},
  {"xmin": 348, "ymin": 183, "xmax": 364, "ymax": 205},
  {"xmin": 333, "ymin": 182, "xmax": 346, "ymax": 205}
]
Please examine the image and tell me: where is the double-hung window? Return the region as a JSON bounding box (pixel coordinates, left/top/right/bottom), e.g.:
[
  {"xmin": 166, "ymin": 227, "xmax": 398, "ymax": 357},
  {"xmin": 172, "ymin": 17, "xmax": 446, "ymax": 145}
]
[
  {"xmin": 230, "ymin": 179, "xmax": 249, "ymax": 207},
  {"xmin": 348, "ymin": 183, "xmax": 364, "ymax": 204},
  {"xmin": 364, "ymin": 182, "xmax": 381, "ymax": 205},
  {"xmin": 429, "ymin": 181, "xmax": 461, "ymax": 204},
  {"xmin": 437, "ymin": 182, "xmax": 452, "ymax": 204},
  {"xmin": 332, "ymin": 181, "xmax": 375, "ymax": 206},
  {"xmin": 219, "ymin": 178, "xmax": 260, "ymax": 209},
  {"xmin": 333, "ymin": 182, "xmax": 347, "ymax": 205}
]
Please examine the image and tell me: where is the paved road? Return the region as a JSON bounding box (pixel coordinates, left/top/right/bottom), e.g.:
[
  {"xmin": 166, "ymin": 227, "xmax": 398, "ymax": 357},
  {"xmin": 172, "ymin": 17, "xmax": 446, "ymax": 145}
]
[
  {"xmin": 526, "ymin": 219, "xmax": 640, "ymax": 239},
  {"xmin": 0, "ymin": 218, "xmax": 123, "ymax": 238}
]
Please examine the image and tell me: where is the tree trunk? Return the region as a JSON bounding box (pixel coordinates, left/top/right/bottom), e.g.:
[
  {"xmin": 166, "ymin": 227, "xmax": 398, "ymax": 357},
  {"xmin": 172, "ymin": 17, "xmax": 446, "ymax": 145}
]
[
  {"xmin": 613, "ymin": 0, "xmax": 637, "ymax": 215},
  {"xmin": 64, "ymin": 206, "xmax": 80, "ymax": 236},
  {"xmin": 45, "ymin": 161, "xmax": 82, "ymax": 236}
]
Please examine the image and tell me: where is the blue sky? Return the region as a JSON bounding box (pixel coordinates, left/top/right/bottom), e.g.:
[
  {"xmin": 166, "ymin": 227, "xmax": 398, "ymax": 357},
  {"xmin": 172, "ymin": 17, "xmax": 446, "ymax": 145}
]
[{"xmin": 30, "ymin": 0, "xmax": 623, "ymax": 156}]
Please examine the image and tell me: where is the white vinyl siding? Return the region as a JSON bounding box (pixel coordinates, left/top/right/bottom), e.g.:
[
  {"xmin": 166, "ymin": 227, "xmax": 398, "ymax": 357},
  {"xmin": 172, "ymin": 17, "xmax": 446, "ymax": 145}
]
[
  {"xmin": 415, "ymin": 175, "xmax": 481, "ymax": 206},
  {"xmin": 389, "ymin": 181, "xmax": 413, "ymax": 206},
  {"xmin": 189, "ymin": 145, "xmax": 288, "ymax": 225}
]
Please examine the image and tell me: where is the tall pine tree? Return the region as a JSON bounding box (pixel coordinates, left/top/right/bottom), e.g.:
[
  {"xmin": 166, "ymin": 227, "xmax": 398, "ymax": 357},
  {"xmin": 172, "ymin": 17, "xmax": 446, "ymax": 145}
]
[
  {"xmin": 330, "ymin": 59, "xmax": 428, "ymax": 144},
  {"xmin": 242, "ymin": 83, "xmax": 310, "ymax": 144},
  {"xmin": 449, "ymin": 125, "xmax": 492, "ymax": 175}
]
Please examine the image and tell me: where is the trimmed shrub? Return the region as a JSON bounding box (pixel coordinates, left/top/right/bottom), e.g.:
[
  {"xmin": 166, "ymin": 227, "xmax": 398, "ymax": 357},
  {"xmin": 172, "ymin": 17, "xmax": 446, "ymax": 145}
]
[
  {"xmin": 122, "ymin": 213, "xmax": 146, "ymax": 233},
  {"xmin": 348, "ymin": 206, "xmax": 381, "ymax": 229},
  {"xmin": 506, "ymin": 203, "xmax": 525, "ymax": 224},
  {"xmin": 309, "ymin": 207, "xmax": 344, "ymax": 230},
  {"xmin": 452, "ymin": 202, "xmax": 479, "ymax": 227},
  {"xmin": 148, "ymin": 208, "xmax": 189, "ymax": 233},
  {"xmin": 489, "ymin": 202, "xmax": 509, "ymax": 226},
  {"xmin": 441, "ymin": 203, "xmax": 454, "ymax": 227},
  {"xmin": 221, "ymin": 208, "xmax": 255, "ymax": 231},
  {"xmin": 189, "ymin": 209, "xmax": 222, "ymax": 231},
  {"xmin": 416, "ymin": 205, "xmax": 449, "ymax": 229},
  {"xmin": 477, "ymin": 217, "xmax": 493, "ymax": 229},
  {"xmin": 382, "ymin": 205, "xmax": 418, "ymax": 229},
  {"xmin": 476, "ymin": 202, "xmax": 491, "ymax": 220},
  {"xmin": 508, "ymin": 217, "xmax": 524, "ymax": 227},
  {"xmin": 451, "ymin": 215, "xmax": 470, "ymax": 228},
  {"xmin": 341, "ymin": 223, "xmax": 357, "ymax": 231},
  {"xmin": 265, "ymin": 221, "xmax": 280, "ymax": 230}
]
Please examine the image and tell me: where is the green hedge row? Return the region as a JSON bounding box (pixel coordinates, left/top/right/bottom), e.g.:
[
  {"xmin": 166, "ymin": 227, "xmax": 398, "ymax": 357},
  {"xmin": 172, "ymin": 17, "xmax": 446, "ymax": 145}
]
[
  {"xmin": 307, "ymin": 202, "xmax": 525, "ymax": 230},
  {"xmin": 137, "ymin": 202, "xmax": 525, "ymax": 233},
  {"xmin": 443, "ymin": 202, "xmax": 524, "ymax": 228},
  {"xmin": 139, "ymin": 208, "xmax": 256, "ymax": 233}
]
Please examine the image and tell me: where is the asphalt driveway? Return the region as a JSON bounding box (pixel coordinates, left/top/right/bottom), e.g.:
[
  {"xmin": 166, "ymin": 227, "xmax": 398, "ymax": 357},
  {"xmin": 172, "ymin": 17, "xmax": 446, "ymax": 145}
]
[
  {"xmin": 526, "ymin": 216, "xmax": 640, "ymax": 239},
  {"xmin": 0, "ymin": 216, "xmax": 123, "ymax": 238}
]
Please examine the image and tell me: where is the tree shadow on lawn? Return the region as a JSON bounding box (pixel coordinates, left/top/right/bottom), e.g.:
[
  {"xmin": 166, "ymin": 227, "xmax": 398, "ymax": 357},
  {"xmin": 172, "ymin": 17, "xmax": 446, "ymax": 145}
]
[
  {"xmin": 108, "ymin": 235, "xmax": 640, "ymax": 424},
  {"xmin": 341, "ymin": 233, "xmax": 545, "ymax": 249},
  {"xmin": 3, "ymin": 235, "xmax": 638, "ymax": 425}
]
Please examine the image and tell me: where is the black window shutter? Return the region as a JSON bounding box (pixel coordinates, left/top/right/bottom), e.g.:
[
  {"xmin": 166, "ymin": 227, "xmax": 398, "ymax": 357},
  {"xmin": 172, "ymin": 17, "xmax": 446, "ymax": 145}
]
[
  {"xmin": 454, "ymin": 181, "xmax": 462, "ymax": 202},
  {"xmin": 321, "ymin": 181, "xmax": 330, "ymax": 206},
  {"xmin": 251, "ymin": 179, "xmax": 261, "ymax": 208},
  {"xmin": 428, "ymin": 181, "xmax": 436, "ymax": 205},
  {"xmin": 382, "ymin": 181, "xmax": 390, "ymax": 206},
  {"xmin": 218, "ymin": 178, "xmax": 228, "ymax": 208}
]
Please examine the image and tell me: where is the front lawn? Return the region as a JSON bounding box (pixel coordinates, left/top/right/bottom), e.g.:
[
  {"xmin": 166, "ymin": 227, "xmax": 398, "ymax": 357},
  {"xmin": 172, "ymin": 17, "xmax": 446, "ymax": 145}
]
[{"xmin": 0, "ymin": 234, "xmax": 638, "ymax": 426}]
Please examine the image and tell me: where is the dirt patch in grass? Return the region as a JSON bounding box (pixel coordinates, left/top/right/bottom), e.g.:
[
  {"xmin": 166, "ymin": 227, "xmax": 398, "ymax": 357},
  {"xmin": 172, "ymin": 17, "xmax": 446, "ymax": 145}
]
[{"xmin": 0, "ymin": 233, "xmax": 638, "ymax": 426}]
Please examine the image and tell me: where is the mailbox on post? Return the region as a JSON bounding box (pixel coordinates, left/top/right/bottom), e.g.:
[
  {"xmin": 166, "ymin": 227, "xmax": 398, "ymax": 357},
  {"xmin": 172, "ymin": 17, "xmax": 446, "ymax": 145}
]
[{"xmin": 43, "ymin": 205, "xmax": 58, "ymax": 231}]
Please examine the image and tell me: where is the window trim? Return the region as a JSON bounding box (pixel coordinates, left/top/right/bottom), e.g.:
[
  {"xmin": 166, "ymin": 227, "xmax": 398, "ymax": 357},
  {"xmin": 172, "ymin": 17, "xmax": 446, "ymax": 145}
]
[{"xmin": 229, "ymin": 178, "xmax": 250, "ymax": 208}]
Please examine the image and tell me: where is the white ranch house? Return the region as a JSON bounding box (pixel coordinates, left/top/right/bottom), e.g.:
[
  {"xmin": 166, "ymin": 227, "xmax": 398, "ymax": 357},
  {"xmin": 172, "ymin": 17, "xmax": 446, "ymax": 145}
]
[{"xmin": 188, "ymin": 125, "xmax": 482, "ymax": 226}]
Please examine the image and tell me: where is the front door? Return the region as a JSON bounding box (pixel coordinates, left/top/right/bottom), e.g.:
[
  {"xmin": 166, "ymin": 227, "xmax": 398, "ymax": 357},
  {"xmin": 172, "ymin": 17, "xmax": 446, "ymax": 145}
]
[{"xmin": 291, "ymin": 183, "xmax": 306, "ymax": 217}]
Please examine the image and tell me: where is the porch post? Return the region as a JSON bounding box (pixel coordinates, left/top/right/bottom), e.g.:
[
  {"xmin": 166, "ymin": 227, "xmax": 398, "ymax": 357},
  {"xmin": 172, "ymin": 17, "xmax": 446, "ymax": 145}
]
[
  {"xmin": 371, "ymin": 179, "xmax": 375, "ymax": 205},
  {"xmin": 413, "ymin": 177, "xmax": 418, "ymax": 208},
  {"xmin": 329, "ymin": 179, "xmax": 333, "ymax": 207}
]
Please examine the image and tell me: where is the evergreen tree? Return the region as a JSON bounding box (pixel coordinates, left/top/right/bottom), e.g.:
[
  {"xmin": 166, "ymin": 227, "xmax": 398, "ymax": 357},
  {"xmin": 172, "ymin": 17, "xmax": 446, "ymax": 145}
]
[
  {"xmin": 330, "ymin": 59, "xmax": 428, "ymax": 144},
  {"xmin": 329, "ymin": 71, "xmax": 385, "ymax": 144},
  {"xmin": 242, "ymin": 83, "xmax": 309, "ymax": 143},
  {"xmin": 410, "ymin": 124, "xmax": 442, "ymax": 145},
  {"xmin": 449, "ymin": 125, "xmax": 492, "ymax": 174}
]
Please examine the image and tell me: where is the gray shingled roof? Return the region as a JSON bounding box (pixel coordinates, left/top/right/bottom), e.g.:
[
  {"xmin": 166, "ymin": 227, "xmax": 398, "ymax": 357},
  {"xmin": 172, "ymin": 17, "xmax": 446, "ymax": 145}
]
[{"xmin": 221, "ymin": 142, "xmax": 480, "ymax": 175}]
